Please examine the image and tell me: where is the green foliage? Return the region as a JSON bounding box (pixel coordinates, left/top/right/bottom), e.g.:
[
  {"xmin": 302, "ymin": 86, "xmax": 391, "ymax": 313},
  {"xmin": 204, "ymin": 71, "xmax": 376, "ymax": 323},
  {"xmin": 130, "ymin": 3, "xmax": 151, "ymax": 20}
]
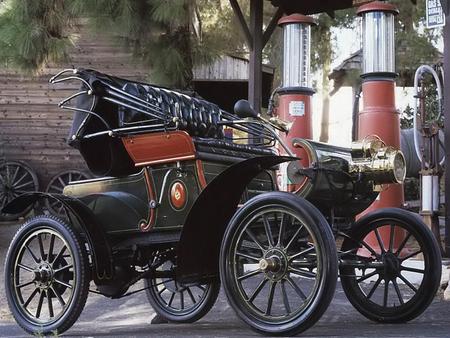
[{"xmin": 0, "ymin": 0, "xmax": 77, "ymax": 72}]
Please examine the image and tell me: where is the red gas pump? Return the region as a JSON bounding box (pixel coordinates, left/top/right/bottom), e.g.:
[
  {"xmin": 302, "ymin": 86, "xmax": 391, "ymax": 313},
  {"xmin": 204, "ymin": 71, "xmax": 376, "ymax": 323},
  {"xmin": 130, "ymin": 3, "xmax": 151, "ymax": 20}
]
[
  {"xmin": 357, "ymin": 1, "xmax": 405, "ymax": 247},
  {"xmin": 275, "ymin": 14, "xmax": 316, "ymax": 191}
]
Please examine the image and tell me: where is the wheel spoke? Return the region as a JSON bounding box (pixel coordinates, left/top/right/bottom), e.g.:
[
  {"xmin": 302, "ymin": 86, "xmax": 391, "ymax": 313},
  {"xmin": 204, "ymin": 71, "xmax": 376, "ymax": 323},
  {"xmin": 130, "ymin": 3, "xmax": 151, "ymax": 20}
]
[
  {"xmin": 383, "ymin": 280, "xmax": 389, "ymax": 307},
  {"xmin": 195, "ymin": 284, "xmax": 206, "ymax": 292},
  {"xmin": 265, "ymin": 281, "xmax": 277, "ymax": 315},
  {"xmin": 289, "ymin": 246, "xmax": 315, "ymax": 261},
  {"xmin": 14, "ymin": 181, "xmax": 34, "ymax": 190},
  {"xmin": 285, "ymin": 224, "xmax": 304, "ymax": 251},
  {"xmin": 38, "ymin": 234, "xmax": 46, "ymax": 261},
  {"xmin": 388, "ymin": 225, "xmax": 395, "ymax": 253},
  {"xmin": 392, "ymin": 279, "xmax": 405, "ymax": 305},
  {"xmin": 356, "ymin": 270, "xmax": 378, "ymax": 283},
  {"xmin": 401, "ymin": 266, "xmax": 425, "ymax": 274},
  {"xmin": 54, "ymin": 264, "xmax": 73, "ymax": 274},
  {"xmin": 10, "ymin": 166, "xmax": 20, "ymax": 185},
  {"xmin": 398, "ymin": 274, "xmax": 418, "ymax": 293},
  {"xmin": 277, "ymin": 213, "xmax": 286, "ymax": 247},
  {"xmin": 36, "ymin": 291, "xmax": 45, "ymax": 318},
  {"xmin": 374, "ymin": 228, "xmax": 386, "ymax": 253},
  {"xmin": 52, "ymin": 245, "xmax": 67, "ymax": 265},
  {"xmin": 180, "ymin": 289, "xmax": 184, "ymax": 309},
  {"xmin": 400, "ymin": 250, "xmax": 423, "ymax": 262},
  {"xmin": 289, "ymin": 267, "xmax": 316, "ymax": 279},
  {"xmin": 186, "ymin": 287, "xmax": 196, "ymax": 304},
  {"xmin": 16, "ymin": 280, "xmax": 35, "ymax": 289},
  {"xmin": 18, "ymin": 263, "xmax": 34, "ymax": 273},
  {"xmin": 245, "ymin": 228, "xmax": 265, "ymax": 252},
  {"xmin": 262, "ymin": 215, "xmax": 274, "ymax": 247},
  {"xmin": 281, "ymin": 279, "xmax": 291, "ymax": 314},
  {"xmin": 54, "ymin": 279, "xmax": 73, "ymax": 289},
  {"xmin": 366, "ymin": 276, "xmax": 382, "ymax": 299},
  {"xmin": 247, "ymin": 277, "xmax": 268, "ymax": 302},
  {"xmin": 50, "ymin": 285, "xmax": 66, "ymax": 306},
  {"xmin": 237, "ymin": 268, "xmax": 262, "ymax": 281},
  {"xmin": 168, "ymin": 292, "xmax": 175, "ymax": 307},
  {"xmin": 23, "ymin": 288, "xmax": 39, "ymax": 308},
  {"xmin": 25, "ymin": 244, "xmax": 40, "ymax": 264},
  {"xmin": 47, "ymin": 290, "xmax": 54, "ymax": 318},
  {"xmin": 358, "ymin": 240, "xmax": 381, "ymax": 259},
  {"xmin": 12, "ymin": 172, "xmax": 28, "ymax": 187},
  {"xmin": 48, "ymin": 234, "xmax": 55, "ymax": 262},
  {"xmin": 286, "ymin": 276, "xmax": 307, "ymax": 300},
  {"xmin": 395, "ymin": 232, "xmax": 412, "ymax": 256},
  {"xmin": 236, "ymin": 251, "xmax": 261, "ymax": 262}
]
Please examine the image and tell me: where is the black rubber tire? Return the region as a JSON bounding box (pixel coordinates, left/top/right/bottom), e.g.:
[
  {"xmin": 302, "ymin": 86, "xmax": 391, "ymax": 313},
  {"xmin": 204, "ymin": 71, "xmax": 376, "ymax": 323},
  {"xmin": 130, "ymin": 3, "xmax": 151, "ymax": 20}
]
[
  {"xmin": 4, "ymin": 215, "xmax": 90, "ymax": 335},
  {"xmin": 145, "ymin": 259, "xmax": 220, "ymax": 323},
  {"xmin": 220, "ymin": 192, "xmax": 338, "ymax": 336},
  {"xmin": 340, "ymin": 208, "xmax": 442, "ymax": 323}
]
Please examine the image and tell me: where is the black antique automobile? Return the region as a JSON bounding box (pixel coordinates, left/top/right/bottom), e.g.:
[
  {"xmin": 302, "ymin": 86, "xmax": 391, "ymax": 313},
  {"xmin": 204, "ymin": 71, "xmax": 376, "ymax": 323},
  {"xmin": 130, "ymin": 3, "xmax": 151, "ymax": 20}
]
[{"xmin": 2, "ymin": 69, "xmax": 441, "ymax": 336}]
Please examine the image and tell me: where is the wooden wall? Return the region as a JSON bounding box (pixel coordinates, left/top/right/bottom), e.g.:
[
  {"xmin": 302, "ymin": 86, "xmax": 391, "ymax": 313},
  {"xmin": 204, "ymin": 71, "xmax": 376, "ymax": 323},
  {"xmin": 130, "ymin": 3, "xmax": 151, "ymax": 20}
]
[{"xmin": 0, "ymin": 25, "xmax": 148, "ymax": 189}]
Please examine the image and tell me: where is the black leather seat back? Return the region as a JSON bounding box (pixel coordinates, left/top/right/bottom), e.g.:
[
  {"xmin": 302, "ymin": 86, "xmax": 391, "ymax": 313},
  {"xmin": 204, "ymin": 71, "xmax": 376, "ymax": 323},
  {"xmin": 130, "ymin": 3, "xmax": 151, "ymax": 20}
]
[{"xmin": 118, "ymin": 82, "xmax": 224, "ymax": 139}]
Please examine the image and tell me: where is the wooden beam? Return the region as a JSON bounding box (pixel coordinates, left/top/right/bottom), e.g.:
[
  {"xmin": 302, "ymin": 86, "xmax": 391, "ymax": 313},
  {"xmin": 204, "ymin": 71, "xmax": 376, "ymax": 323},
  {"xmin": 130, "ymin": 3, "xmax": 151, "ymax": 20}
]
[
  {"xmin": 262, "ymin": 7, "xmax": 284, "ymax": 48},
  {"xmin": 248, "ymin": 0, "xmax": 263, "ymax": 113},
  {"xmin": 444, "ymin": 10, "xmax": 450, "ymax": 256},
  {"xmin": 229, "ymin": 0, "xmax": 253, "ymax": 48}
]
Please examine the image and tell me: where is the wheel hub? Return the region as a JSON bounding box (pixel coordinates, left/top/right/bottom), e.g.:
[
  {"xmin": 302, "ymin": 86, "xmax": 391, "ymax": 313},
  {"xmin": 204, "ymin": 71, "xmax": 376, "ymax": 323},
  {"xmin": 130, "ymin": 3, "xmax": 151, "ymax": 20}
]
[
  {"xmin": 381, "ymin": 252, "xmax": 400, "ymax": 280},
  {"xmin": 35, "ymin": 263, "xmax": 54, "ymax": 288},
  {"xmin": 260, "ymin": 249, "xmax": 288, "ymax": 281}
]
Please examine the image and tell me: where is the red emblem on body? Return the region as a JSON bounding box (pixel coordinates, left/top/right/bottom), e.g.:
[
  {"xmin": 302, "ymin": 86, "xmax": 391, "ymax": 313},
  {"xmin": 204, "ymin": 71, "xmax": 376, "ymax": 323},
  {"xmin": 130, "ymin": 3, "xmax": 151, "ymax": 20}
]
[{"xmin": 170, "ymin": 181, "xmax": 187, "ymax": 209}]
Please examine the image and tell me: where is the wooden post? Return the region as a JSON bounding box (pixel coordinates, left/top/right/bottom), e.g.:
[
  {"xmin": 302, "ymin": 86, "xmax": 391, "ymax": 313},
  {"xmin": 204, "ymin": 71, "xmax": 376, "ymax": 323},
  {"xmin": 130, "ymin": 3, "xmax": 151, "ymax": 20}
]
[
  {"xmin": 443, "ymin": 6, "xmax": 450, "ymax": 256},
  {"xmin": 249, "ymin": 0, "xmax": 263, "ymax": 115}
]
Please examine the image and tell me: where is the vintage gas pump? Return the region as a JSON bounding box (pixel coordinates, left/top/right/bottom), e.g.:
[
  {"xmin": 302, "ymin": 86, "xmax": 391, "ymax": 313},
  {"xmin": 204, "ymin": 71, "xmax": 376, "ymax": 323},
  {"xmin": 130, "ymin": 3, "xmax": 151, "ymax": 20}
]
[
  {"xmin": 275, "ymin": 14, "xmax": 316, "ymax": 191},
  {"xmin": 413, "ymin": 65, "xmax": 444, "ymax": 245},
  {"xmin": 357, "ymin": 2, "xmax": 405, "ymax": 245}
]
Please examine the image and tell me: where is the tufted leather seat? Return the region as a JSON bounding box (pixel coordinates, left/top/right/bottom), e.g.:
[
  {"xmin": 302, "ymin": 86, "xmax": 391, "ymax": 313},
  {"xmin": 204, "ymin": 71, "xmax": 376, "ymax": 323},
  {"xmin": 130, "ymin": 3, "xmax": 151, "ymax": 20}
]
[
  {"xmin": 118, "ymin": 82, "xmax": 273, "ymax": 163},
  {"xmin": 119, "ymin": 82, "xmax": 224, "ymax": 139}
]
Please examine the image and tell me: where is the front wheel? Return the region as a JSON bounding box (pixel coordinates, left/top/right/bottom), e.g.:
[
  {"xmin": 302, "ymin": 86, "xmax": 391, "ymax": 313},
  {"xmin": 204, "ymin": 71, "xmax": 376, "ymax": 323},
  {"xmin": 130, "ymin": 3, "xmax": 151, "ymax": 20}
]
[
  {"xmin": 220, "ymin": 192, "xmax": 337, "ymax": 336},
  {"xmin": 4, "ymin": 215, "xmax": 90, "ymax": 335},
  {"xmin": 340, "ymin": 208, "xmax": 442, "ymax": 323}
]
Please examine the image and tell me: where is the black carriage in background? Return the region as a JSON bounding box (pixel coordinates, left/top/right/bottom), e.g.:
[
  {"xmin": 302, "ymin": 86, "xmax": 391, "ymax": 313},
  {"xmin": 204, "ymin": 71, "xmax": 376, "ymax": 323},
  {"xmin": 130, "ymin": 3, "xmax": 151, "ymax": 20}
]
[{"xmin": 2, "ymin": 69, "xmax": 441, "ymax": 336}]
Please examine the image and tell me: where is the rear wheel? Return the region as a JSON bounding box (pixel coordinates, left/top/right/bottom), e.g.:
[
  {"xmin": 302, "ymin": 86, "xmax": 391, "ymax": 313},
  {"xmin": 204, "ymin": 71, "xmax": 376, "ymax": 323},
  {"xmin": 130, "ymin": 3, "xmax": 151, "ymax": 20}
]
[
  {"xmin": 145, "ymin": 249, "xmax": 220, "ymax": 323},
  {"xmin": 220, "ymin": 192, "xmax": 337, "ymax": 336},
  {"xmin": 4, "ymin": 215, "xmax": 90, "ymax": 335},
  {"xmin": 340, "ymin": 208, "xmax": 441, "ymax": 323}
]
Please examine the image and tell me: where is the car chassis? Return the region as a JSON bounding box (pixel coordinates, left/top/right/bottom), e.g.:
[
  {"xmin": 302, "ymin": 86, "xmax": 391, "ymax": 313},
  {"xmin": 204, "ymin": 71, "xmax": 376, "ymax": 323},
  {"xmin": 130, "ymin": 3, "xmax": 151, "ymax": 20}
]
[{"xmin": 2, "ymin": 69, "xmax": 442, "ymax": 336}]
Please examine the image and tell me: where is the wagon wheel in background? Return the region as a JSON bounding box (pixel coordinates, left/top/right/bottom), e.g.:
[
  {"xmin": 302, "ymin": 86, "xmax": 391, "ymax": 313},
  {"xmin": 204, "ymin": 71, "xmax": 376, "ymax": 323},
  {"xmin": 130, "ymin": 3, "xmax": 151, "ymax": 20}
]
[
  {"xmin": 0, "ymin": 161, "xmax": 39, "ymax": 221},
  {"xmin": 45, "ymin": 170, "xmax": 90, "ymax": 217}
]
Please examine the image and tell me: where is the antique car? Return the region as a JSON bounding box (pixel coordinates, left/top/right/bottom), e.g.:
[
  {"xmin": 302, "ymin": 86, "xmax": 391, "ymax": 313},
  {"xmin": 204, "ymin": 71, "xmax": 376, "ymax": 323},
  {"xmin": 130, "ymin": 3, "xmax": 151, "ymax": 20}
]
[{"xmin": 2, "ymin": 69, "xmax": 441, "ymax": 336}]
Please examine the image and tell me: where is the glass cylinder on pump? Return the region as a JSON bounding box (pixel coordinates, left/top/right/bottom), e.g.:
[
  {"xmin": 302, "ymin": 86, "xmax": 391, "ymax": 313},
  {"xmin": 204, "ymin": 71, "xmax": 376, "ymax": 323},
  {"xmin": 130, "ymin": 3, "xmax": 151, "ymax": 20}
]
[{"xmin": 277, "ymin": 14, "xmax": 316, "ymax": 191}]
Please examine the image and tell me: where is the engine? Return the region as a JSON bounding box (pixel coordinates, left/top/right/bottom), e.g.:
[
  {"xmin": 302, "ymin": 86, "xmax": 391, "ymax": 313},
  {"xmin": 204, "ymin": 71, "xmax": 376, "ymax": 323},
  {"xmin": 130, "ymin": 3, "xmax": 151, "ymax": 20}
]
[{"xmin": 288, "ymin": 136, "xmax": 406, "ymax": 219}]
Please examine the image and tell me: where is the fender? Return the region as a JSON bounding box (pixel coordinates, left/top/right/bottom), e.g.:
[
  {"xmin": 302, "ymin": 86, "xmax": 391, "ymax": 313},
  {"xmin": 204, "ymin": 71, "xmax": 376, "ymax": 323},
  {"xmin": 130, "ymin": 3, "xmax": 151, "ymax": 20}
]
[
  {"xmin": 2, "ymin": 192, "xmax": 113, "ymax": 284},
  {"xmin": 177, "ymin": 155, "xmax": 295, "ymax": 283}
]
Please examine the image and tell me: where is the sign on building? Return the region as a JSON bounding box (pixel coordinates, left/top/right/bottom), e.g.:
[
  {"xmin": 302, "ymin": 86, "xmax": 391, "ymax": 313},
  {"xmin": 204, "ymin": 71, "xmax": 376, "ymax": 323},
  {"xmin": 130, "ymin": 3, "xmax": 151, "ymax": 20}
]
[{"xmin": 427, "ymin": 0, "xmax": 446, "ymax": 28}]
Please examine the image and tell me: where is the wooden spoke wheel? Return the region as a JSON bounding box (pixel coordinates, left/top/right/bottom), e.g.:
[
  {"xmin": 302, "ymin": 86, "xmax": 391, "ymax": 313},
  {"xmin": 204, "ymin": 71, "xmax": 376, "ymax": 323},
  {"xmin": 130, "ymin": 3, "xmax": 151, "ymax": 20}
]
[
  {"xmin": 339, "ymin": 208, "xmax": 442, "ymax": 323},
  {"xmin": 0, "ymin": 161, "xmax": 39, "ymax": 221},
  {"xmin": 4, "ymin": 216, "xmax": 90, "ymax": 335},
  {"xmin": 220, "ymin": 192, "xmax": 337, "ymax": 336},
  {"xmin": 45, "ymin": 171, "xmax": 90, "ymax": 217}
]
